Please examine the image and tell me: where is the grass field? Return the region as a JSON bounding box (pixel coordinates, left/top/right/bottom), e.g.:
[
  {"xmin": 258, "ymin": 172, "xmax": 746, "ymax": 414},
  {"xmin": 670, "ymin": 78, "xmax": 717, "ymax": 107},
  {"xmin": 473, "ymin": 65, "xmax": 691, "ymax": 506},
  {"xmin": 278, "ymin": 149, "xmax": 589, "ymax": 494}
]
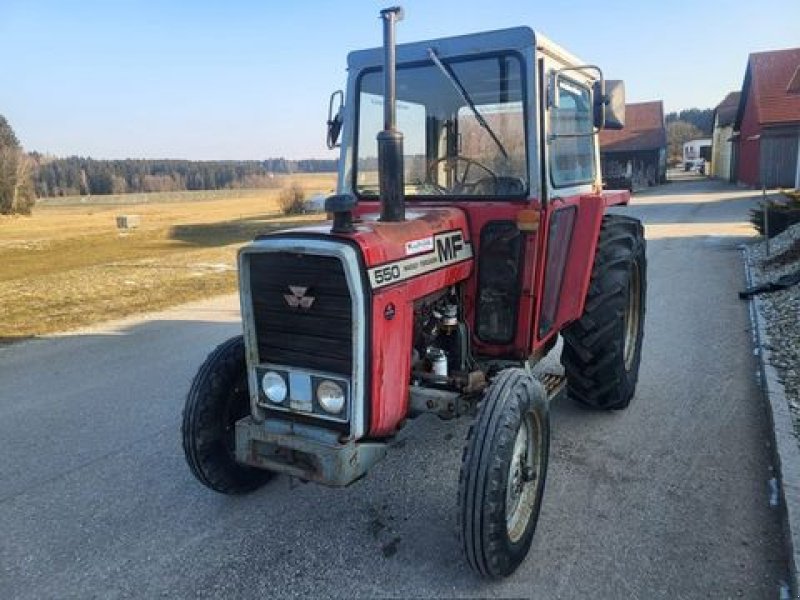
[{"xmin": 0, "ymin": 173, "xmax": 335, "ymax": 342}]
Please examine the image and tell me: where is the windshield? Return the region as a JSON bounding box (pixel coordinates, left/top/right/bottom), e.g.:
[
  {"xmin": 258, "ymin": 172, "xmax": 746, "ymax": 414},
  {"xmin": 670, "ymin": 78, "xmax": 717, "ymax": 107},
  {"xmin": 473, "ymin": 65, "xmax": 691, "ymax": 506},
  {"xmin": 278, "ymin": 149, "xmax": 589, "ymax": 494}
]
[{"xmin": 355, "ymin": 53, "xmax": 528, "ymax": 198}]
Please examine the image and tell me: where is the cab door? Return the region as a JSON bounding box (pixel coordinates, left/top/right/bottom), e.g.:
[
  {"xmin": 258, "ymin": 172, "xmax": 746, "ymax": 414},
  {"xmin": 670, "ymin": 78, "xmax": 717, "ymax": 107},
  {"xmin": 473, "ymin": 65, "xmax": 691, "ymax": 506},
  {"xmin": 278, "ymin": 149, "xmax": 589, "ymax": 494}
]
[{"xmin": 534, "ymin": 65, "xmax": 605, "ymax": 346}]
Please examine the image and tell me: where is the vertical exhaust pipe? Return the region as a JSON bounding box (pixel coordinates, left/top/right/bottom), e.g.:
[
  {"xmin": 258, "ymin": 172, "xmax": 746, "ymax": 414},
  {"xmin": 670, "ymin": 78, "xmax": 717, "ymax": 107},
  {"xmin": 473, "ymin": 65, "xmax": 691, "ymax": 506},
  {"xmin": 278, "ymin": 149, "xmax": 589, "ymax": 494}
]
[{"xmin": 378, "ymin": 6, "xmax": 405, "ymax": 222}]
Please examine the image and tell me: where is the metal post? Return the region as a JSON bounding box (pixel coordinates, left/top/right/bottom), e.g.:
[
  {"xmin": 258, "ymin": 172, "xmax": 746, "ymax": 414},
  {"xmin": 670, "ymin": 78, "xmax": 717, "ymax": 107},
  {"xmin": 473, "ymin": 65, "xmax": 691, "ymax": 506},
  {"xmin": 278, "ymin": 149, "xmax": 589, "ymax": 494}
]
[
  {"xmin": 381, "ymin": 8, "xmax": 400, "ymax": 132},
  {"xmin": 763, "ymin": 185, "xmax": 770, "ymax": 256}
]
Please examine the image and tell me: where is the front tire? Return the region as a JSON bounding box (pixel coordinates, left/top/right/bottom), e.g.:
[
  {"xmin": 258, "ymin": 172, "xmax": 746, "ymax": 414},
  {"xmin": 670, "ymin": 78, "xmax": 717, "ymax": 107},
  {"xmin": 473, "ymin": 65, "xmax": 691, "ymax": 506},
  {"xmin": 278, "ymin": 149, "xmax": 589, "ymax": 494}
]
[
  {"xmin": 182, "ymin": 335, "xmax": 273, "ymax": 494},
  {"xmin": 458, "ymin": 369, "xmax": 550, "ymax": 578},
  {"xmin": 562, "ymin": 214, "xmax": 647, "ymax": 410}
]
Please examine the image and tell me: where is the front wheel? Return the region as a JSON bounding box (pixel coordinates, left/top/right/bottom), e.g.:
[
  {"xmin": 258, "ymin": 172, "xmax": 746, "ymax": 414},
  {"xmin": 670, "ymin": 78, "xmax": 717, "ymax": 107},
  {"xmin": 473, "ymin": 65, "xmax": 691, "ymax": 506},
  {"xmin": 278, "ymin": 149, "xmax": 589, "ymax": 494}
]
[
  {"xmin": 458, "ymin": 368, "xmax": 550, "ymax": 578},
  {"xmin": 182, "ymin": 335, "xmax": 273, "ymax": 494}
]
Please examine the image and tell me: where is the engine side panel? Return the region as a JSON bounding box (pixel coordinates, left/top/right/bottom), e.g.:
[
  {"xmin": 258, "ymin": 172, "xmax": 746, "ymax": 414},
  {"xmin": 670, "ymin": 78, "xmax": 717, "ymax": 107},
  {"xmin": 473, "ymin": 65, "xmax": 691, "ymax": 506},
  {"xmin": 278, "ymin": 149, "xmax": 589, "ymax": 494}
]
[{"xmin": 347, "ymin": 207, "xmax": 475, "ymax": 436}]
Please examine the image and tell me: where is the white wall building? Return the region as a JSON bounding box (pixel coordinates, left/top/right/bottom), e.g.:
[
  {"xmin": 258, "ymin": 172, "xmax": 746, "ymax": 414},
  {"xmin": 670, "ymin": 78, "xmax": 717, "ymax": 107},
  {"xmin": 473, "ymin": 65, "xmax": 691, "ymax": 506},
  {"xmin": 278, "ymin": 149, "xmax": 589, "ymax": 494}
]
[{"xmin": 710, "ymin": 92, "xmax": 740, "ymax": 181}]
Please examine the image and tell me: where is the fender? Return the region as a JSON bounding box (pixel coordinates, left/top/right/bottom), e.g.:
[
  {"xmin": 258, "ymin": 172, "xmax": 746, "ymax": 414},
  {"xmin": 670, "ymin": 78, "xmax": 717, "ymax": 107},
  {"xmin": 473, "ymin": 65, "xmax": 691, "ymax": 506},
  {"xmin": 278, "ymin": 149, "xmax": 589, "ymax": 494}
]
[{"xmin": 534, "ymin": 192, "xmax": 614, "ymax": 343}]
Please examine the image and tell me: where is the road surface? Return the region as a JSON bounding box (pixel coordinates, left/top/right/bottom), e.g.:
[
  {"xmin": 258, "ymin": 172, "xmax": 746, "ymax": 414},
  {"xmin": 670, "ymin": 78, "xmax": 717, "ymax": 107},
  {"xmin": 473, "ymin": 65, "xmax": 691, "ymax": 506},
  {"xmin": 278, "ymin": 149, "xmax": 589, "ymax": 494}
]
[{"xmin": 0, "ymin": 176, "xmax": 788, "ymax": 598}]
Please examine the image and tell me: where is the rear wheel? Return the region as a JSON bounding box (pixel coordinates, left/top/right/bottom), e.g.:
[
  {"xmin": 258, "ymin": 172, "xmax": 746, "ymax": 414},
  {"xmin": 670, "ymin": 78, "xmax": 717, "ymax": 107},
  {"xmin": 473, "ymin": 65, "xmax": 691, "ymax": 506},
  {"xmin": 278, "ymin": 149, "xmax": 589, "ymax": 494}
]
[
  {"xmin": 458, "ymin": 368, "xmax": 550, "ymax": 578},
  {"xmin": 562, "ymin": 214, "xmax": 646, "ymax": 410},
  {"xmin": 182, "ymin": 336, "xmax": 273, "ymax": 494}
]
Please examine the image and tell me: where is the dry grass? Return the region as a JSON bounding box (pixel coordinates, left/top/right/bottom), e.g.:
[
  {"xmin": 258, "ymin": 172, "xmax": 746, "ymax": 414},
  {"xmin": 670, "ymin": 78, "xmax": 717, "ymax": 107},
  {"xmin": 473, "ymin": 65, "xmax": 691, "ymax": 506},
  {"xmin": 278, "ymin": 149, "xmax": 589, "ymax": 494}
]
[{"xmin": 0, "ymin": 173, "xmax": 335, "ymax": 342}]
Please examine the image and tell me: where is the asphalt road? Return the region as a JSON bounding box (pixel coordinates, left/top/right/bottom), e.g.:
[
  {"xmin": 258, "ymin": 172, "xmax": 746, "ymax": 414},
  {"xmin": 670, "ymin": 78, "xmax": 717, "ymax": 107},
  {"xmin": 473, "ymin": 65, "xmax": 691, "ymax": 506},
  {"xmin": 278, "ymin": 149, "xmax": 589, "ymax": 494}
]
[{"xmin": 0, "ymin": 175, "xmax": 788, "ymax": 598}]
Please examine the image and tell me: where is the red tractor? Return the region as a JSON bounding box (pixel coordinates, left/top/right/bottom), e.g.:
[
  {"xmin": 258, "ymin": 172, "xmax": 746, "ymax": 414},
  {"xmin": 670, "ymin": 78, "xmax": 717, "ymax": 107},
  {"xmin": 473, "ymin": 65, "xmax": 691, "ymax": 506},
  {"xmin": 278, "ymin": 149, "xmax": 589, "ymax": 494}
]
[{"xmin": 182, "ymin": 7, "xmax": 646, "ymax": 579}]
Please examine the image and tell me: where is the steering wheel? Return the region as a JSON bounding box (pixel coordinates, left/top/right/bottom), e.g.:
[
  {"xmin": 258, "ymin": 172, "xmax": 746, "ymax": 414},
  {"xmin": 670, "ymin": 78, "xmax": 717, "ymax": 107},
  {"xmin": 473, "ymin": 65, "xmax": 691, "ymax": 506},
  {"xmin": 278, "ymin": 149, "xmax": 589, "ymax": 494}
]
[{"xmin": 427, "ymin": 156, "xmax": 498, "ymax": 194}]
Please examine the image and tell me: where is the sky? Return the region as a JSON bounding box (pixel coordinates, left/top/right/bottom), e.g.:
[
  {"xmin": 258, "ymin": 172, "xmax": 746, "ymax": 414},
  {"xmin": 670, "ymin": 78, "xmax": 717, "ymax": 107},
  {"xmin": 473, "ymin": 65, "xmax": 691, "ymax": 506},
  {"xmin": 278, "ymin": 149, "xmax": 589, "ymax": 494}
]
[{"xmin": 1, "ymin": 0, "xmax": 798, "ymax": 160}]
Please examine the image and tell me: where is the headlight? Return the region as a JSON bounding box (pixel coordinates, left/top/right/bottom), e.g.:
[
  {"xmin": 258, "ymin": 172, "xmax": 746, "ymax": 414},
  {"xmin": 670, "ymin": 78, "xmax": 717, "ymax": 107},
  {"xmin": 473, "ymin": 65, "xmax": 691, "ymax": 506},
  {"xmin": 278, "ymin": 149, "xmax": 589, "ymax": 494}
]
[
  {"xmin": 262, "ymin": 371, "xmax": 287, "ymax": 403},
  {"xmin": 316, "ymin": 380, "xmax": 345, "ymax": 414}
]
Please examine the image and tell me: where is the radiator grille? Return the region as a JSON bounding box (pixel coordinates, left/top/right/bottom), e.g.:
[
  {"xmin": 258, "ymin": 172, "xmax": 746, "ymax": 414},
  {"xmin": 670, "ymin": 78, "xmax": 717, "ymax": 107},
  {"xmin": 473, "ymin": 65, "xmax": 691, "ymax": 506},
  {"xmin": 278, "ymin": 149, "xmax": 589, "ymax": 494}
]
[{"xmin": 248, "ymin": 252, "xmax": 353, "ymax": 375}]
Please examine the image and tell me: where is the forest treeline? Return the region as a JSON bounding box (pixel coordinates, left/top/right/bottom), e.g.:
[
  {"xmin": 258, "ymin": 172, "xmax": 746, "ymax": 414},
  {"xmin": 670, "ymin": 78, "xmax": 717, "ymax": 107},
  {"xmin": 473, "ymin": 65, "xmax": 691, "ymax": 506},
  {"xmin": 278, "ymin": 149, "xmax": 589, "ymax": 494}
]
[
  {"xmin": 31, "ymin": 156, "xmax": 338, "ymax": 197},
  {"xmin": 665, "ymin": 108, "xmax": 714, "ymax": 136}
]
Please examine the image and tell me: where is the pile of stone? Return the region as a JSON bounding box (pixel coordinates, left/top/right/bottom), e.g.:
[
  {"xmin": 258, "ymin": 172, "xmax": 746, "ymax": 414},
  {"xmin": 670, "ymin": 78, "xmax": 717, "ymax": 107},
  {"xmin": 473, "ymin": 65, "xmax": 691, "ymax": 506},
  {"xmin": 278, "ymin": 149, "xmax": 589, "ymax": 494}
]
[{"xmin": 748, "ymin": 222, "xmax": 800, "ymax": 442}]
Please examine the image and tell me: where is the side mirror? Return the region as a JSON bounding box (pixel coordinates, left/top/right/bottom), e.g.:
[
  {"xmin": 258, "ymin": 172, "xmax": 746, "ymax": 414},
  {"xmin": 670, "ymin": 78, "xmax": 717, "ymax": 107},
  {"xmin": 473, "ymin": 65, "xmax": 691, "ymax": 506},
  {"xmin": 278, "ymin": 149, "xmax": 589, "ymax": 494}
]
[
  {"xmin": 593, "ymin": 80, "xmax": 625, "ymax": 130},
  {"xmin": 326, "ymin": 90, "xmax": 344, "ymax": 149}
]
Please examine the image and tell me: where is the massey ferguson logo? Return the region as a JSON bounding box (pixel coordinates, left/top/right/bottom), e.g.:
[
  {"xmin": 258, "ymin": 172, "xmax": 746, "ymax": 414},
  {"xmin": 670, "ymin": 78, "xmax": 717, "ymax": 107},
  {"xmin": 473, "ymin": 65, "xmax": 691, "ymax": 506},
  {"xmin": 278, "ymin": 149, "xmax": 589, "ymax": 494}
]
[
  {"xmin": 283, "ymin": 286, "xmax": 315, "ymax": 309},
  {"xmin": 436, "ymin": 231, "xmax": 464, "ymax": 262}
]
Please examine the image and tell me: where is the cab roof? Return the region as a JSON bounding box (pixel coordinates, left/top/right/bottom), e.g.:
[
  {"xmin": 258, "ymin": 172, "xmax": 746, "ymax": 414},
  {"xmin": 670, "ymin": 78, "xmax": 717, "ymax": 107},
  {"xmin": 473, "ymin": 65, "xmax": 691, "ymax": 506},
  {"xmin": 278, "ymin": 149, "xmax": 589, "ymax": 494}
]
[{"xmin": 347, "ymin": 26, "xmax": 585, "ymax": 71}]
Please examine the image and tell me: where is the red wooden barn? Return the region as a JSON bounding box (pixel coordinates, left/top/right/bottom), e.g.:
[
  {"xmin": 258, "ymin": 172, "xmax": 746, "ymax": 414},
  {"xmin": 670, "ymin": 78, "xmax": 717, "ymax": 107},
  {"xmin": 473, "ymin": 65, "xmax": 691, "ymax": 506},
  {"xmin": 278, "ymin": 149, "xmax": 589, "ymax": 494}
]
[{"xmin": 734, "ymin": 47, "xmax": 800, "ymax": 188}]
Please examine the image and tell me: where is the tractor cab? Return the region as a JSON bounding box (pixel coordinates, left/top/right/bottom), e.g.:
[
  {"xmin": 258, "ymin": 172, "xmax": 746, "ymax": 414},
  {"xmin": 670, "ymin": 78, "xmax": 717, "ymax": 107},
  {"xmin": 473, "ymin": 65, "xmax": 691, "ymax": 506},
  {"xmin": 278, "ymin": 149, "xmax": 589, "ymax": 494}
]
[{"xmin": 330, "ymin": 26, "xmax": 624, "ymax": 206}]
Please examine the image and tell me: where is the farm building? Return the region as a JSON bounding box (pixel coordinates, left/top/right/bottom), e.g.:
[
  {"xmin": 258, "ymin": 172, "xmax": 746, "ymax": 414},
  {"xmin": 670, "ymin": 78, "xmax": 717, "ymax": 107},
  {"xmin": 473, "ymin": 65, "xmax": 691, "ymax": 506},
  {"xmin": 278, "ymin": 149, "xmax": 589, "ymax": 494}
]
[
  {"xmin": 599, "ymin": 101, "xmax": 667, "ymax": 191},
  {"xmin": 683, "ymin": 138, "xmax": 712, "ymax": 171},
  {"xmin": 710, "ymin": 91, "xmax": 741, "ymax": 181},
  {"xmin": 733, "ymin": 46, "xmax": 800, "ymax": 188}
]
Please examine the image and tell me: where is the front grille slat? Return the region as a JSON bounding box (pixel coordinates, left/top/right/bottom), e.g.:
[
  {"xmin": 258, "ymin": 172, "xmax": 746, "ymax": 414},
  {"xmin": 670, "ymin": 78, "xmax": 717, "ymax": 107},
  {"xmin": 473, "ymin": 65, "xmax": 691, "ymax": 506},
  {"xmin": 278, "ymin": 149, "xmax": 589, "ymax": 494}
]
[
  {"xmin": 261, "ymin": 333, "xmax": 352, "ymax": 360},
  {"xmin": 255, "ymin": 346, "xmax": 351, "ymax": 376},
  {"xmin": 252, "ymin": 296, "xmax": 351, "ymax": 319},
  {"xmin": 250, "ymin": 280, "xmax": 351, "ymax": 298},
  {"xmin": 251, "ymin": 308, "xmax": 352, "ymax": 339},
  {"xmin": 248, "ymin": 252, "xmax": 353, "ymax": 376}
]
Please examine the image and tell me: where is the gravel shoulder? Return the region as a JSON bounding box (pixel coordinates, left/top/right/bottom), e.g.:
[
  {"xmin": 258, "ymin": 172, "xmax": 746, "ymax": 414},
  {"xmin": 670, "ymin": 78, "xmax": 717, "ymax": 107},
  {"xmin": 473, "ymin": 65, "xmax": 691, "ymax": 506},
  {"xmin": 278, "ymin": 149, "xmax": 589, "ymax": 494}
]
[
  {"xmin": 744, "ymin": 221, "xmax": 800, "ymax": 595},
  {"xmin": 747, "ymin": 223, "xmax": 800, "ymax": 441}
]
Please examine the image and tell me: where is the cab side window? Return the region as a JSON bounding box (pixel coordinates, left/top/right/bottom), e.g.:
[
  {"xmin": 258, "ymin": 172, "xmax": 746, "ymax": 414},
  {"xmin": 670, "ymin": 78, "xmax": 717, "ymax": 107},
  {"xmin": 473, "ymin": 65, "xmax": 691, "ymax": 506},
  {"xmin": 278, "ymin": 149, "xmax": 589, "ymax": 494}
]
[{"xmin": 550, "ymin": 79, "xmax": 595, "ymax": 187}]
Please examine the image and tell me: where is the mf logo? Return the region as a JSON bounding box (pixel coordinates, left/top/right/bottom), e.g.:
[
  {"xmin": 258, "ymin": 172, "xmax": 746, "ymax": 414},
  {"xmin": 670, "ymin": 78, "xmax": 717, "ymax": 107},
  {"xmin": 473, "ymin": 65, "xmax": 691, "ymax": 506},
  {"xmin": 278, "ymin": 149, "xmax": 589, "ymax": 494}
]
[
  {"xmin": 436, "ymin": 231, "xmax": 464, "ymax": 262},
  {"xmin": 283, "ymin": 286, "xmax": 315, "ymax": 309}
]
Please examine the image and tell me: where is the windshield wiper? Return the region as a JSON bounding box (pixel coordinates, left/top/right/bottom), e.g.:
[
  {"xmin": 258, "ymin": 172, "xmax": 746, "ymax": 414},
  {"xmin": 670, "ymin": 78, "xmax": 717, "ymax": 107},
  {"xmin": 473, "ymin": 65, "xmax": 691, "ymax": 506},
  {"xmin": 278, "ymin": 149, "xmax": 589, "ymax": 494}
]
[{"xmin": 427, "ymin": 48, "xmax": 508, "ymax": 159}]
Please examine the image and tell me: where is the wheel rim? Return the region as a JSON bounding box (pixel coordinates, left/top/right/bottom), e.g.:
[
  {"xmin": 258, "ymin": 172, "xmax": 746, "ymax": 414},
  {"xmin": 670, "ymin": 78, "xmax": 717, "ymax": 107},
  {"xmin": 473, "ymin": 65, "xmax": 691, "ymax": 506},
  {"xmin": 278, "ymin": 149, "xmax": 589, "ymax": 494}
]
[
  {"xmin": 506, "ymin": 412, "xmax": 542, "ymax": 543},
  {"xmin": 623, "ymin": 260, "xmax": 642, "ymax": 372}
]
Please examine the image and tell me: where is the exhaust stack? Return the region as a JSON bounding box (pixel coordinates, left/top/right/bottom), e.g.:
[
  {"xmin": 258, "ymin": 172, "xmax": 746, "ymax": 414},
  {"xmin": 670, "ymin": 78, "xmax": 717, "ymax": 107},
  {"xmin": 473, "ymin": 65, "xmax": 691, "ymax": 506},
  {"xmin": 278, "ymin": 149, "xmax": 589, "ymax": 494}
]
[{"xmin": 377, "ymin": 6, "xmax": 405, "ymax": 222}]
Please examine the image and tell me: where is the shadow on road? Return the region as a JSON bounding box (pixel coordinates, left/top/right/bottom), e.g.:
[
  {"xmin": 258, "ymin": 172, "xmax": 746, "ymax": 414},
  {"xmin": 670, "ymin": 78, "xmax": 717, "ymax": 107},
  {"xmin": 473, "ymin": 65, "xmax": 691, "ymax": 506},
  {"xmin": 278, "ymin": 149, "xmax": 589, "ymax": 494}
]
[
  {"xmin": 626, "ymin": 196, "xmax": 760, "ymax": 225},
  {"xmin": 0, "ymin": 335, "xmax": 34, "ymax": 346},
  {"xmin": 616, "ymin": 178, "xmax": 775, "ymax": 230},
  {"xmin": 169, "ymin": 215, "xmax": 325, "ymax": 247}
]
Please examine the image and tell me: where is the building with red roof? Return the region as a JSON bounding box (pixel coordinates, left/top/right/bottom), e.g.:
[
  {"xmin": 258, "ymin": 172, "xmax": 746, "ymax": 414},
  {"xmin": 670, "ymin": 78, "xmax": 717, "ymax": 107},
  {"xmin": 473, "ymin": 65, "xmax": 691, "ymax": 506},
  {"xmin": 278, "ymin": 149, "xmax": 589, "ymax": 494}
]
[
  {"xmin": 734, "ymin": 47, "xmax": 800, "ymax": 188},
  {"xmin": 599, "ymin": 101, "xmax": 666, "ymax": 191}
]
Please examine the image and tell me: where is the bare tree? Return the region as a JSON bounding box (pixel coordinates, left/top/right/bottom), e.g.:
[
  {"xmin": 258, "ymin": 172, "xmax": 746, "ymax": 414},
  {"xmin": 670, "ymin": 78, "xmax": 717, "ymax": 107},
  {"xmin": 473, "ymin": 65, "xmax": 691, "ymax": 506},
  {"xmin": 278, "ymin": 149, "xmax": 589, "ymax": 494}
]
[
  {"xmin": 13, "ymin": 153, "xmax": 35, "ymax": 213},
  {"xmin": 667, "ymin": 120, "xmax": 704, "ymax": 160},
  {"xmin": 0, "ymin": 115, "xmax": 35, "ymax": 214}
]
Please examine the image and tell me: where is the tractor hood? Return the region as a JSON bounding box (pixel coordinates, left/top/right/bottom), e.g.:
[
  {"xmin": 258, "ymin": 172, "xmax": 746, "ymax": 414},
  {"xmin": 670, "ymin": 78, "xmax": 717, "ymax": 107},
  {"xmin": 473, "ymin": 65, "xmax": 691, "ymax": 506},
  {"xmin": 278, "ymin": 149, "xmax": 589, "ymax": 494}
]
[{"xmin": 254, "ymin": 207, "xmax": 473, "ymax": 291}]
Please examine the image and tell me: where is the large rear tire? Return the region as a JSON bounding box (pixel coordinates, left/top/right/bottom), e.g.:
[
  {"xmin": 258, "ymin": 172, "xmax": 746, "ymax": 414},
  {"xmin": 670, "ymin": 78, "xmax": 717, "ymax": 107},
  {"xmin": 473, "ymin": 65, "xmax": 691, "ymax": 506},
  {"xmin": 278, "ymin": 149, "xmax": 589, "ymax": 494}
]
[
  {"xmin": 458, "ymin": 368, "xmax": 550, "ymax": 578},
  {"xmin": 182, "ymin": 336, "xmax": 273, "ymax": 494},
  {"xmin": 562, "ymin": 214, "xmax": 646, "ymax": 410}
]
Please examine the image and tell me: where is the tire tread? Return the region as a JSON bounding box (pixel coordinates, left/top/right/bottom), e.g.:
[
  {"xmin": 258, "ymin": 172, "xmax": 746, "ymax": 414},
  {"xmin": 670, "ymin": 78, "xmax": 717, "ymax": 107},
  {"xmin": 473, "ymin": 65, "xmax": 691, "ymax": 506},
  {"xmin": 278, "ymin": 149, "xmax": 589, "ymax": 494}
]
[
  {"xmin": 181, "ymin": 336, "xmax": 272, "ymax": 495},
  {"xmin": 562, "ymin": 214, "xmax": 647, "ymax": 410},
  {"xmin": 458, "ymin": 369, "xmax": 549, "ymax": 578}
]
